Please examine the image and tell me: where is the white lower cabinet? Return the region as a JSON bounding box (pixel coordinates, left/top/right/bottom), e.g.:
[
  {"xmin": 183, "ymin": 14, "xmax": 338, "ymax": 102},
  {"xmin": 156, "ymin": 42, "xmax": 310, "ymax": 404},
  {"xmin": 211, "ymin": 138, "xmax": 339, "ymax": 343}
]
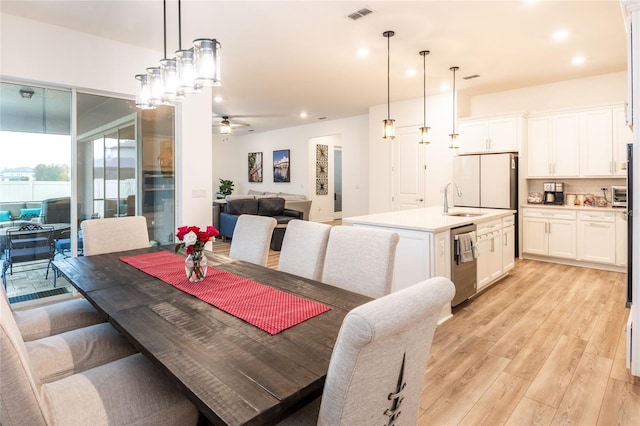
[
  {"xmin": 616, "ymin": 210, "xmax": 629, "ymax": 267},
  {"xmin": 522, "ymin": 208, "xmax": 577, "ymax": 259},
  {"xmin": 477, "ymin": 219, "xmax": 503, "ymax": 291},
  {"xmin": 502, "ymin": 224, "xmax": 515, "ymax": 272},
  {"xmin": 577, "ymin": 211, "xmax": 616, "ymax": 264}
]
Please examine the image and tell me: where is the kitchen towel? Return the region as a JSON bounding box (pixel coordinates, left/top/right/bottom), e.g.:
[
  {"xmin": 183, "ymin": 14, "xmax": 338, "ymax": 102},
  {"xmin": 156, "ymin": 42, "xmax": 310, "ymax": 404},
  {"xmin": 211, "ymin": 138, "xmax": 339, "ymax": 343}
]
[{"xmin": 456, "ymin": 231, "xmax": 477, "ymax": 264}]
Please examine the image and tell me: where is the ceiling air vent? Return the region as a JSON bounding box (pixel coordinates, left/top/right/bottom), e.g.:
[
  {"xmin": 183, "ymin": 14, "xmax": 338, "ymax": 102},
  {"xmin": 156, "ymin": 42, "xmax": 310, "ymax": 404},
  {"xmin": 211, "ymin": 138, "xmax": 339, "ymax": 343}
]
[
  {"xmin": 463, "ymin": 74, "xmax": 480, "ymax": 80},
  {"xmin": 348, "ymin": 8, "xmax": 373, "ymax": 20}
]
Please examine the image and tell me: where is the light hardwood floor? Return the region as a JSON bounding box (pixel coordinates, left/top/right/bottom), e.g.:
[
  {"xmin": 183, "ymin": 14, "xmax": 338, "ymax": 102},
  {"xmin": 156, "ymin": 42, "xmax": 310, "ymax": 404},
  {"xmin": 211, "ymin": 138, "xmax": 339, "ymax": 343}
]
[{"xmin": 214, "ymin": 237, "xmax": 638, "ymax": 425}]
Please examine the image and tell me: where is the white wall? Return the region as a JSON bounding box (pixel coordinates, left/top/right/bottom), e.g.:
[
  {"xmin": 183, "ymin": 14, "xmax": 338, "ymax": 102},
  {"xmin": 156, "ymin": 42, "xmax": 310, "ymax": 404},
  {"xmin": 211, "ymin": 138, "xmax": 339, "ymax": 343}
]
[
  {"xmin": 462, "ymin": 71, "xmax": 627, "ymax": 117},
  {"xmin": 214, "ymin": 115, "xmax": 369, "ymax": 221}
]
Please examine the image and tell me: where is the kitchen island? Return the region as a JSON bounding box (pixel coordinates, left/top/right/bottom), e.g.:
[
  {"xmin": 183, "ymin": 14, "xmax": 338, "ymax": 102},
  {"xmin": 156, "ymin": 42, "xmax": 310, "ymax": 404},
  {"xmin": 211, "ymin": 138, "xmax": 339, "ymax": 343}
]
[{"xmin": 343, "ymin": 206, "xmax": 516, "ymax": 322}]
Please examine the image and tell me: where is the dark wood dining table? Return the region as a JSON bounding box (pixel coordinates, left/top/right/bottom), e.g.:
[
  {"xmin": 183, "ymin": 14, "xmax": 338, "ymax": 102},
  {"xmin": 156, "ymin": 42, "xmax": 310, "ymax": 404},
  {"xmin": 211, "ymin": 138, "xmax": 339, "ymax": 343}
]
[{"xmin": 53, "ymin": 246, "xmax": 371, "ymax": 426}]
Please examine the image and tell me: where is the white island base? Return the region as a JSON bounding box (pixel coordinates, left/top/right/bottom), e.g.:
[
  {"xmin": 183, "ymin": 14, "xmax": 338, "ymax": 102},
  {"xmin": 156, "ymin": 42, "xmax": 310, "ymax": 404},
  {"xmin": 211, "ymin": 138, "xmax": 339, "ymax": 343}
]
[{"xmin": 343, "ymin": 206, "xmax": 516, "ymax": 323}]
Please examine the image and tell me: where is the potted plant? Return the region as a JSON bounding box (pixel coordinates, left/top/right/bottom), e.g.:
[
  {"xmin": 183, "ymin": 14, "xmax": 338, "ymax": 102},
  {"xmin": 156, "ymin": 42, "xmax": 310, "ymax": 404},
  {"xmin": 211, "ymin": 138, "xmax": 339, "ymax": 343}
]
[{"xmin": 217, "ymin": 179, "xmax": 234, "ymax": 199}]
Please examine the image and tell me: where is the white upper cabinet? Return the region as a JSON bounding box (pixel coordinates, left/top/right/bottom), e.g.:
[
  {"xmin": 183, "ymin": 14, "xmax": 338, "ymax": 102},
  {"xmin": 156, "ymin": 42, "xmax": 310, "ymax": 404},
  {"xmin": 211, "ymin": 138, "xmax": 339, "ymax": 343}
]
[
  {"xmin": 528, "ymin": 105, "xmax": 628, "ymax": 178},
  {"xmin": 582, "ymin": 107, "xmax": 632, "ymax": 177},
  {"xmin": 458, "ymin": 115, "xmax": 523, "ymax": 154},
  {"xmin": 613, "ymin": 106, "xmax": 633, "ymax": 176},
  {"xmin": 527, "ymin": 112, "xmax": 580, "ymax": 177}
]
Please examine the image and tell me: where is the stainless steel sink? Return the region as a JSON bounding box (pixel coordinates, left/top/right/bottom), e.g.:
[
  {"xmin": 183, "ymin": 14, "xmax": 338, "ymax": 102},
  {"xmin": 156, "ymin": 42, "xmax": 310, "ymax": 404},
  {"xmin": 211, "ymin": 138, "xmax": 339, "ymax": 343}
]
[{"xmin": 447, "ymin": 212, "xmax": 484, "ymax": 217}]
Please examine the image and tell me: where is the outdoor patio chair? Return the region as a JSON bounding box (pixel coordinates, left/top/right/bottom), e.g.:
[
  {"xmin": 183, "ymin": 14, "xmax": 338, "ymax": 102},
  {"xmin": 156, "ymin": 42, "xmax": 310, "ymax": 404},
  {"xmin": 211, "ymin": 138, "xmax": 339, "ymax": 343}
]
[{"xmin": 2, "ymin": 224, "xmax": 56, "ymax": 289}]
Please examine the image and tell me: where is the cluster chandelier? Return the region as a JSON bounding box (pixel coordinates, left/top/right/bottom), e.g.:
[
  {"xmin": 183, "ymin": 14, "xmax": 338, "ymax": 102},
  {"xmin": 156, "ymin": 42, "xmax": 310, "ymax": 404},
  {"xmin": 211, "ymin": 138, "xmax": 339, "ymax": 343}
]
[
  {"xmin": 418, "ymin": 50, "xmax": 431, "ymax": 144},
  {"xmin": 382, "ymin": 30, "xmax": 395, "ymax": 140},
  {"xmin": 448, "ymin": 66, "xmax": 460, "ymax": 149},
  {"xmin": 135, "ymin": 0, "xmax": 221, "ymax": 109}
]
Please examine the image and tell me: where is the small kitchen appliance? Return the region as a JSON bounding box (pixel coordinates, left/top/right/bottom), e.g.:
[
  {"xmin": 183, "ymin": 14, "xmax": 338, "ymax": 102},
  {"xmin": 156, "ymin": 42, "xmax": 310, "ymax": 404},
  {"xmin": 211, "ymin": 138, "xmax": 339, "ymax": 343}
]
[
  {"xmin": 612, "ymin": 185, "xmax": 627, "ymax": 207},
  {"xmin": 543, "ymin": 181, "xmax": 564, "ymax": 205}
]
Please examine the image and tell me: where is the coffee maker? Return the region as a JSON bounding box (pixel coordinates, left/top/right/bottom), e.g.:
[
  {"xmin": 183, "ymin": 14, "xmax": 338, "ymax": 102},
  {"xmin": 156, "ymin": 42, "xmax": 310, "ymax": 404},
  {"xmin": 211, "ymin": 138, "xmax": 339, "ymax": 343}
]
[{"xmin": 543, "ymin": 182, "xmax": 564, "ymax": 205}]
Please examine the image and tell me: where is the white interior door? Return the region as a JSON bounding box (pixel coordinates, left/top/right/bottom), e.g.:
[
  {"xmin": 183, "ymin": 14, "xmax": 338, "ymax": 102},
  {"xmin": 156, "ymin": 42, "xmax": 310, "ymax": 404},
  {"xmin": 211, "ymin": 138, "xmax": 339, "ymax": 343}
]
[{"xmin": 393, "ymin": 126, "xmax": 426, "ymax": 210}]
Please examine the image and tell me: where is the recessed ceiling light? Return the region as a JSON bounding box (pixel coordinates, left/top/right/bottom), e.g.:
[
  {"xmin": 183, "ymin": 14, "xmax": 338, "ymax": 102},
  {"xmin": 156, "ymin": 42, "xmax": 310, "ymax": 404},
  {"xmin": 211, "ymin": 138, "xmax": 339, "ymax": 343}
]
[
  {"xmin": 552, "ymin": 30, "xmax": 569, "ymax": 40},
  {"xmin": 357, "ymin": 48, "xmax": 369, "ymax": 58},
  {"xmin": 214, "ymin": 96, "xmax": 223, "ymax": 103},
  {"xmin": 405, "ymin": 68, "xmax": 417, "ymax": 77},
  {"xmin": 572, "ymin": 56, "xmax": 586, "ymax": 65},
  {"xmin": 300, "ymin": 112, "xmax": 308, "ymax": 118}
]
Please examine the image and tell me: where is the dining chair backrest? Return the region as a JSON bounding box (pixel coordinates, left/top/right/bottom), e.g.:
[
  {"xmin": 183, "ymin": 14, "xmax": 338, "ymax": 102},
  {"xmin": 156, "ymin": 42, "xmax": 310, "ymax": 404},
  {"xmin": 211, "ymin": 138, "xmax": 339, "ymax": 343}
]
[
  {"xmin": 0, "ymin": 287, "xmax": 48, "ymax": 425},
  {"xmin": 229, "ymin": 215, "xmax": 277, "ymax": 266},
  {"xmin": 81, "ymin": 216, "xmax": 150, "ymax": 256},
  {"xmin": 317, "ymin": 277, "xmax": 455, "ymax": 426},
  {"xmin": 3, "ymin": 224, "xmax": 55, "ymax": 285},
  {"xmin": 321, "ymin": 226, "xmax": 400, "ymax": 298},
  {"xmin": 277, "ymin": 219, "xmax": 331, "ymax": 281}
]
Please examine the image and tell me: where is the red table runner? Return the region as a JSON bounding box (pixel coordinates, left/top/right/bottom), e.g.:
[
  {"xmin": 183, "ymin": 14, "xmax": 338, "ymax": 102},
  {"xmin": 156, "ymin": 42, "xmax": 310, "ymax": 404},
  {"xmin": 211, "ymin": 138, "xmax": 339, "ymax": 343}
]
[{"xmin": 119, "ymin": 251, "xmax": 330, "ymax": 335}]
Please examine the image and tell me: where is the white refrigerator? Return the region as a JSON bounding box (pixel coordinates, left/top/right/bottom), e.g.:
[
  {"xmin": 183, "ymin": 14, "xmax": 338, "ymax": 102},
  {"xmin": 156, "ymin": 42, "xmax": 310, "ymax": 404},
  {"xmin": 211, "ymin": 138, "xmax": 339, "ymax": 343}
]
[{"xmin": 453, "ymin": 153, "xmax": 518, "ymax": 210}]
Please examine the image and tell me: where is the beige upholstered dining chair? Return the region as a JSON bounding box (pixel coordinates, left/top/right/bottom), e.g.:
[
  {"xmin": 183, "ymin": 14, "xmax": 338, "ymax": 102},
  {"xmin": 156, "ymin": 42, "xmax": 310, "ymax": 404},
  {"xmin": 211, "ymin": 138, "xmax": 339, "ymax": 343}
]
[
  {"xmin": 1, "ymin": 285, "xmax": 105, "ymax": 342},
  {"xmin": 278, "ymin": 276, "xmax": 456, "ymax": 425},
  {"xmin": 81, "ymin": 216, "xmax": 150, "ymax": 256},
  {"xmin": 321, "ymin": 226, "xmax": 400, "ymax": 298},
  {"xmin": 229, "ymin": 214, "xmax": 277, "ymax": 266},
  {"xmin": 0, "ymin": 286, "xmax": 199, "ymax": 426},
  {"xmin": 277, "ymin": 219, "xmax": 331, "ymax": 281}
]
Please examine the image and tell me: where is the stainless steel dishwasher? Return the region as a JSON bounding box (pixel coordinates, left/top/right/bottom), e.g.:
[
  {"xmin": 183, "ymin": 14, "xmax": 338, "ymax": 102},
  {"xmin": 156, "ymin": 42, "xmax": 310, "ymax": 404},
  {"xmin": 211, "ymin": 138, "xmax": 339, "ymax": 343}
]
[{"xmin": 451, "ymin": 223, "xmax": 477, "ymax": 306}]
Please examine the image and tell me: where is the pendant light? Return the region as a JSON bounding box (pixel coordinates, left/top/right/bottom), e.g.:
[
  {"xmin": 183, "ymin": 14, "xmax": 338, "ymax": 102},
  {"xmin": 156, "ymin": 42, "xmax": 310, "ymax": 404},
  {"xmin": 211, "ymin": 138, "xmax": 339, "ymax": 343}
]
[
  {"xmin": 448, "ymin": 66, "xmax": 460, "ymax": 149},
  {"xmin": 418, "ymin": 50, "xmax": 431, "ymax": 144},
  {"xmin": 382, "ymin": 30, "xmax": 395, "ymax": 140},
  {"xmin": 135, "ymin": 0, "xmax": 221, "ymax": 109}
]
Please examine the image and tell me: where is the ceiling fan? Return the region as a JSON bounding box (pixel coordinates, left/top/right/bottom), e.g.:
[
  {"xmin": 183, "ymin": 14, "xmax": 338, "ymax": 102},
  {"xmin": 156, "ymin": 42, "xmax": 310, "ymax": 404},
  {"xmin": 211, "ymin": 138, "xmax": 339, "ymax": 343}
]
[{"xmin": 212, "ymin": 115, "xmax": 251, "ymax": 134}]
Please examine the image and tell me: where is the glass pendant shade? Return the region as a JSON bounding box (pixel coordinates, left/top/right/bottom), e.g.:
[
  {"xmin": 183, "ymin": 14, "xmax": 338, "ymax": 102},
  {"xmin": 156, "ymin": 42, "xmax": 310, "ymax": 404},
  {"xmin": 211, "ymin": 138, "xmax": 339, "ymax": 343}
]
[
  {"xmin": 383, "ymin": 118, "xmax": 396, "ymax": 139},
  {"xmin": 176, "ymin": 49, "xmax": 201, "ymax": 94},
  {"xmin": 146, "ymin": 66, "xmax": 164, "ymax": 105},
  {"xmin": 135, "ymin": 74, "xmax": 156, "ymax": 109},
  {"xmin": 160, "ymin": 58, "xmax": 182, "ymax": 101},
  {"xmin": 419, "ymin": 126, "xmax": 430, "ymax": 144},
  {"xmin": 193, "ymin": 38, "xmax": 221, "ymax": 87}
]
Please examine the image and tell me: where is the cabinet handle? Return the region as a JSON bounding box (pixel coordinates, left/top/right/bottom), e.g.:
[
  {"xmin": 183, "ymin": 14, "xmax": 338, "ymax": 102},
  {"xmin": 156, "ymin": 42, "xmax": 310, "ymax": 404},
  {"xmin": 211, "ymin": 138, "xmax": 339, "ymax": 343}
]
[
  {"xmin": 548, "ymin": 222, "xmax": 551, "ymax": 234},
  {"xmin": 504, "ymin": 234, "xmax": 507, "ymax": 246}
]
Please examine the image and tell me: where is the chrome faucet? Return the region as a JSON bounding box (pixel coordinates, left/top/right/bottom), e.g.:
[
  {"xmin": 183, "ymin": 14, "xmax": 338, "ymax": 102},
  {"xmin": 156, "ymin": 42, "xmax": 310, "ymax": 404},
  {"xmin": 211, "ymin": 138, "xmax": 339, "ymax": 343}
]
[{"xmin": 443, "ymin": 182, "xmax": 463, "ymax": 213}]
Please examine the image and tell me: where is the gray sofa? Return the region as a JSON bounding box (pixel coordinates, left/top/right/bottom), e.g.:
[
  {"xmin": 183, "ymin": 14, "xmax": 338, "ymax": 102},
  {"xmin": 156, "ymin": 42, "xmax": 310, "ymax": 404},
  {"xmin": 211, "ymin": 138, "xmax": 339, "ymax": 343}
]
[
  {"xmin": 0, "ymin": 197, "xmax": 71, "ymax": 228},
  {"xmin": 227, "ymin": 190, "xmax": 312, "ymax": 221},
  {"xmin": 0, "ymin": 201, "xmax": 43, "ymax": 228}
]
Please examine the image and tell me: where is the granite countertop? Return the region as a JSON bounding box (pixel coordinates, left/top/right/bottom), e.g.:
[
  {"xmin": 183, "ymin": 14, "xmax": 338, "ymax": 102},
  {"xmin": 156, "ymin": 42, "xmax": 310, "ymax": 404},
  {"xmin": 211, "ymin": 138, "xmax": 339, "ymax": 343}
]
[{"xmin": 343, "ymin": 206, "xmax": 515, "ymax": 233}]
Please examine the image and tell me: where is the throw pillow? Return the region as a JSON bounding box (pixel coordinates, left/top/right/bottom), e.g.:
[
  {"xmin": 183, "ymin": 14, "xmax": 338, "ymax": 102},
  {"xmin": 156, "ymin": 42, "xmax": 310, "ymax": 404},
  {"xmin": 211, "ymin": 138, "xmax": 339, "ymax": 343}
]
[
  {"xmin": 0, "ymin": 210, "xmax": 11, "ymax": 222},
  {"xmin": 20, "ymin": 208, "xmax": 41, "ymax": 217},
  {"xmin": 258, "ymin": 198, "xmax": 285, "ymax": 216}
]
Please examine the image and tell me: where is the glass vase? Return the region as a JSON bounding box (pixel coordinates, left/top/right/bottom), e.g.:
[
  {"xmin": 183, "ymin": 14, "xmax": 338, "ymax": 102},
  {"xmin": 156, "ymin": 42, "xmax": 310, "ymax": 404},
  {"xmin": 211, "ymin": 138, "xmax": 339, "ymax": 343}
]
[{"xmin": 185, "ymin": 250, "xmax": 208, "ymax": 282}]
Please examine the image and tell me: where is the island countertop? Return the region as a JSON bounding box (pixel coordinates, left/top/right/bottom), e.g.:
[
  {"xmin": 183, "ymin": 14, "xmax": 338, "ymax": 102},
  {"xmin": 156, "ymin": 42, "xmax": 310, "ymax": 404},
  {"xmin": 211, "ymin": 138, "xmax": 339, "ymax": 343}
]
[{"xmin": 343, "ymin": 206, "xmax": 516, "ymax": 233}]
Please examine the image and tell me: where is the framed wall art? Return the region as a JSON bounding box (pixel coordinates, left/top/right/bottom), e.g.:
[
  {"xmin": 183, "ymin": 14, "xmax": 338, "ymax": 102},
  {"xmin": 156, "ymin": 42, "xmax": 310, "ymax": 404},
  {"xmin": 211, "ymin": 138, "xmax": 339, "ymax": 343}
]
[
  {"xmin": 316, "ymin": 144, "xmax": 328, "ymax": 195},
  {"xmin": 248, "ymin": 152, "xmax": 263, "ymax": 183},
  {"xmin": 273, "ymin": 149, "xmax": 290, "ymax": 182}
]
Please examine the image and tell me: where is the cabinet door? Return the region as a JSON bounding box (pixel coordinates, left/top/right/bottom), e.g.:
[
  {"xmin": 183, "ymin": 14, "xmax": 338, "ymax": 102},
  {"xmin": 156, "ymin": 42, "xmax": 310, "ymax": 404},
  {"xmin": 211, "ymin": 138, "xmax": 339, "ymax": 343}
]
[
  {"xmin": 476, "ymin": 235, "xmax": 492, "ymax": 289},
  {"xmin": 613, "ymin": 107, "xmax": 633, "ymax": 176},
  {"xmin": 548, "ymin": 219, "xmax": 577, "ymax": 259},
  {"xmin": 502, "ymin": 225, "xmax": 515, "ymax": 272},
  {"xmin": 523, "ymin": 217, "xmax": 548, "ymax": 255},
  {"xmin": 488, "ymin": 117, "xmax": 518, "ymax": 152},
  {"xmin": 552, "ymin": 113, "xmax": 580, "ymax": 177},
  {"xmin": 527, "ymin": 116, "xmax": 552, "ymax": 177},
  {"xmin": 458, "ymin": 120, "xmax": 489, "ymax": 153},
  {"xmin": 488, "ymin": 231, "xmax": 503, "ymax": 282},
  {"xmin": 616, "ymin": 211, "xmax": 628, "ymax": 267},
  {"xmin": 577, "ymin": 221, "xmax": 616, "ymax": 264},
  {"xmin": 581, "ymin": 109, "xmax": 613, "ymax": 176}
]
